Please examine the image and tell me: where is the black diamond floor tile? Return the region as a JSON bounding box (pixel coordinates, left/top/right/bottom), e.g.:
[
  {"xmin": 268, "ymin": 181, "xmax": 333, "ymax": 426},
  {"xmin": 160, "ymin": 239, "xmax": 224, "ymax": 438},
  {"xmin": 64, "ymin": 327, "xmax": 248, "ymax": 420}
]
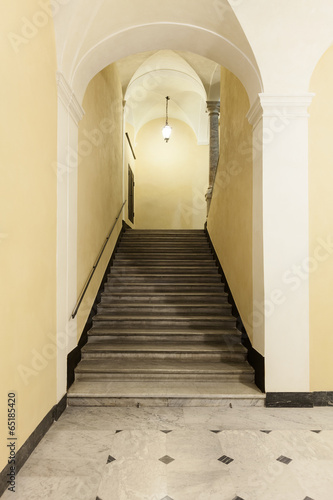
[
  {"xmin": 107, "ymin": 455, "xmax": 116, "ymax": 464},
  {"xmin": 210, "ymin": 430, "xmax": 222, "ymax": 433},
  {"xmin": 115, "ymin": 430, "xmax": 123, "ymax": 433},
  {"xmin": 311, "ymin": 430, "xmax": 322, "ymax": 433},
  {"xmin": 233, "ymin": 497, "xmax": 245, "ymax": 500},
  {"xmin": 218, "ymin": 455, "xmax": 234, "ymax": 465},
  {"xmin": 160, "ymin": 430, "xmax": 173, "ymax": 434},
  {"xmin": 277, "ymin": 455, "xmax": 292, "ymax": 465},
  {"xmin": 303, "ymin": 497, "xmax": 315, "ymax": 500},
  {"xmin": 260, "ymin": 430, "xmax": 272, "ymax": 434},
  {"xmin": 159, "ymin": 455, "xmax": 175, "ymax": 465}
]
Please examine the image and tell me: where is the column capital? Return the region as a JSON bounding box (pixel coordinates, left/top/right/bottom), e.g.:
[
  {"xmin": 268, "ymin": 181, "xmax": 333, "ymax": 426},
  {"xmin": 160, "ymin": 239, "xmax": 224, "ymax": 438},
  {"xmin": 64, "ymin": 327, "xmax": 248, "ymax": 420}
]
[
  {"xmin": 247, "ymin": 93, "xmax": 315, "ymax": 128},
  {"xmin": 206, "ymin": 101, "xmax": 220, "ymax": 115}
]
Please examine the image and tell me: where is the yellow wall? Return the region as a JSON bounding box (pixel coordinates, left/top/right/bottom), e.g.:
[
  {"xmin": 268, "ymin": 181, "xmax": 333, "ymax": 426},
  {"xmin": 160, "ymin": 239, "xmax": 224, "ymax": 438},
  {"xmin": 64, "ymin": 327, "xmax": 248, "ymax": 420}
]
[
  {"xmin": 134, "ymin": 119, "xmax": 208, "ymax": 229},
  {"xmin": 309, "ymin": 46, "xmax": 333, "ymax": 391},
  {"xmin": 207, "ymin": 68, "xmax": 253, "ymax": 341},
  {"xmin": 0, "ymin": 1, "xmax": 57, "ymax": 473},
  {"xmin": 77, "ymin": 64, "xmax": 124, "ymax": 337}
]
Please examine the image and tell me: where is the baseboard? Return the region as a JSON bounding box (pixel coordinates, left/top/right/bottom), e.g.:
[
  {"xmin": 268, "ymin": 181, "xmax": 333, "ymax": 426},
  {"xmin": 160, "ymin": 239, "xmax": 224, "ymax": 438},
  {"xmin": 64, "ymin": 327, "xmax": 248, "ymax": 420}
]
[
  {"xmin": 205, "ymin": 227, "xmax": 265, "ymax": 393},
  {"xmin": 67, "ymin": 224, "xmax": 126, "ymax": 390},
  {"xmin": 313, "ymin": 391, "xmax": 333, "ymax": 406},
  {"xmin": 0, "ymin": 394, "xmax": 67, "ymax": 497},
  {"xmin": 266, "ymin": 392, "xmax": 313, "ymax": 408}
]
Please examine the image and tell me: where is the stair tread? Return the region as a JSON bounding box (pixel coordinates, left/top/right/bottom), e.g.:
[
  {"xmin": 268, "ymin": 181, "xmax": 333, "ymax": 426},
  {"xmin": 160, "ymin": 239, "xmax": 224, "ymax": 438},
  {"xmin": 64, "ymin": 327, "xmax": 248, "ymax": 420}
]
[
  {"xmin": 94, "ymin": 314, "xmax": 235, "ymax": 320},
  {"xmin": 88, "ymin": 327, "xmax": 240, "ymax": 335},
  {"xmin": 83, "ymin": 341, "xmax": 246, "ymax": 352},
  {"xmin": 76, "ymin": 358, "xmax": 253, "ymax": 373},
  {"xmin": 68, "ymin": 380, "xmax": 264, "ymax": 398}
]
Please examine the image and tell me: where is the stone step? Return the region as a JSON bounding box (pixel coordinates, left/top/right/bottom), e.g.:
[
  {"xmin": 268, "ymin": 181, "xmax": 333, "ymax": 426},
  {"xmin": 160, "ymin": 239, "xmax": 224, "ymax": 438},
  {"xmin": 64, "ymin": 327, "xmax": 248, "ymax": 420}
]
[
  {"xmin": 67, "ymin": 380, "xmax": 265, "ymax": 407},
  {"xmin": 82, "ymin": 338, "xmax": 247, "ymax": 361},
  {"xmin": 114, "ymin": 253, "xmax": 215, "ymax": 260},
  {"xmin": 75, "ymin": 359, "xmax": 254, "ymax": 382},
  {"xmin": 118, "ymin": 248, "xmax": 212, "ymax": 254},
  {"xmin": 104, "ymin": 284, "xmax": 226, "ymax": 293},
  {"xmin": 122, "ymin": 229, "xmax": 206, "ymax": 234},
  {"xmin": 112, "ymin": 259, "xmax": 217, "ymax": 266},
  {"xmin": 81, "ymin": 341, "xmax": 247, "ymax": 361},
  {"xmin": 121, "ymin": 234, "xmax": 208, "ymax": 240},
  {"xmin": 87, "ymin": 327, "xmax": 241, "ymax": 343},
  {"xmin": 92, "ymin": 314, "xmax": 236, "ymax": 328},
  {"xmin": 97, "ymin": 303, "xmax": 232, "ymax": 315},
  {"xmin": 100, "ymin": 292, "xmax": 229, "ymax": 304},
  {"xmin": 110, "ymin": 266, "xmax": 218, "ymax": 274},
  {"xmin": 106, "ymin": 275, "xmax": 222, "ymax": 284}
]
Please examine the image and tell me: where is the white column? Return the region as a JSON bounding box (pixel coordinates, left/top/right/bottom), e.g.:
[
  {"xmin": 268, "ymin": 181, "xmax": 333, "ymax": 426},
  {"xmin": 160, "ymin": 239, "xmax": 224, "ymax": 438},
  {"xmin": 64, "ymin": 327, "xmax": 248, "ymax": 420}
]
[
  {"xmin": 56, "ymin": 73, "xmax": 85, "ymax": 400},
  {"xmin": 247, "ymin": 94, "xmax": 314, "ymax": 393}
]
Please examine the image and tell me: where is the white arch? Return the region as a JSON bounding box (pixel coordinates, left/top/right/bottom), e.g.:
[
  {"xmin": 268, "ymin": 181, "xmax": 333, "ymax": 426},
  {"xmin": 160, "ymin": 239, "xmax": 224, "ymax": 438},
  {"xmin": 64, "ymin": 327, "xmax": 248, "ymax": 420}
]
[{"xmin": 70, "ymin": 23, "xmax": 263, "ymax": 105}]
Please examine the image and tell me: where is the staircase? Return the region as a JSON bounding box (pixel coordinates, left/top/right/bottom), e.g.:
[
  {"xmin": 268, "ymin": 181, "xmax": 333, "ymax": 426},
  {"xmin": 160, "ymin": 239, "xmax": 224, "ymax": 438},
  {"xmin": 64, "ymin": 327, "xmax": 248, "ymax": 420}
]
[{"xmin": 68, "ymin": 229, "xmax": 264, "ymax": 407}]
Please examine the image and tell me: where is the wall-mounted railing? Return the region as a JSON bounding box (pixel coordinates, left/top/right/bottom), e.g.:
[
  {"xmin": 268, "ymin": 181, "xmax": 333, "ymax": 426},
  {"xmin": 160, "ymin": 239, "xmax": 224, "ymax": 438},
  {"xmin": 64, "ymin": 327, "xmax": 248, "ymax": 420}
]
[{"xmin": 71, "ymin": 200, "xmax": 127, "ymax": 319}]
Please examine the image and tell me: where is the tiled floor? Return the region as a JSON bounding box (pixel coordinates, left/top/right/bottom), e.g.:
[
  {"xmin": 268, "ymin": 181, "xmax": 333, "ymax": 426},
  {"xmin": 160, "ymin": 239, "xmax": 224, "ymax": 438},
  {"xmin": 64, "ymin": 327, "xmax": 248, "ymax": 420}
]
[{"xmin": 2, "ymin": 406, "xmax": 333, "ymax": 499}]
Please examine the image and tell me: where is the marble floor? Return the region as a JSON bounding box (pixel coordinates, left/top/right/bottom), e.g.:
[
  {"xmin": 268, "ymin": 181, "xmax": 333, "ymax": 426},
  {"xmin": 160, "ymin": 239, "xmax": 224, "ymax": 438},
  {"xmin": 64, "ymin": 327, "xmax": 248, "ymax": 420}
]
[{"xmin": 2, "ymin": 406, "xmax": 333, "ymax": 500}]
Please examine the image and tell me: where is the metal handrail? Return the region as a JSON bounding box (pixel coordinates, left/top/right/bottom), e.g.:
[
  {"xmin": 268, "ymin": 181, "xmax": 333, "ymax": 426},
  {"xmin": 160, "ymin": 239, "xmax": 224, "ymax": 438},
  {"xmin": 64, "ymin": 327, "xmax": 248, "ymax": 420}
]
[{"xmin": 71, "ymin": 200, "xmax": 127, "ymax": 319}]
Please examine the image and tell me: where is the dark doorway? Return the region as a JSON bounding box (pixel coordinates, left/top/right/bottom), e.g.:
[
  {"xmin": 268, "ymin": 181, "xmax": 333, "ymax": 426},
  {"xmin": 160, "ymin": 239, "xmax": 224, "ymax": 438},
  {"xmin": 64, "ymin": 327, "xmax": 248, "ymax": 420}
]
[{"xmin": 128, "ymin": 165, "xmax": 135, "ymax": 223}]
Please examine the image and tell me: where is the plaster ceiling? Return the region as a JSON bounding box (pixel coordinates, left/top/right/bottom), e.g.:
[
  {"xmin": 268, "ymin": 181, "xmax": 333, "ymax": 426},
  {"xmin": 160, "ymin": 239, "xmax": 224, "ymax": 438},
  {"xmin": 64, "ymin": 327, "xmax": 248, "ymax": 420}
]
[
  {"xmin": 53, "ymin": 0, "xmax": 263, "ymax": 104},
  {"xmin": 118, "ymin": 50, "xmax": 220, "ymax": 143}
]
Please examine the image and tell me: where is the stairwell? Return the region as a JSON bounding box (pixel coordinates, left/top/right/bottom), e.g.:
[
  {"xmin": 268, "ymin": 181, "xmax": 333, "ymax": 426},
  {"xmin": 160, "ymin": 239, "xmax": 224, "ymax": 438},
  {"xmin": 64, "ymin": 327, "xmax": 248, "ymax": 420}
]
[{"xmin": 68, "ymin": 229, "xmax": 264, "ymax": 406}]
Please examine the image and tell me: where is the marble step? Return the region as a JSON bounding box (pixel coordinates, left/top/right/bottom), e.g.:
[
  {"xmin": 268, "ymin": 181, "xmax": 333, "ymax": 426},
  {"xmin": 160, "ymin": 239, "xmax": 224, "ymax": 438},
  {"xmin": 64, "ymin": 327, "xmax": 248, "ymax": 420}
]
[
  {"xmin": 112, "ymin": 260, "xmax": 217, "ymax": 267},
  {"xmin": 104, "ymin": 284, "xmax": 226, "ymax": 293},
  {"xmin": 81, "ymin": 341, "xmax": 247, "ymax": 361},
  {"xmin": 67, "ymin": 380, "xmax": 265, "ymax": 407},
  {"xmin": 123, "ymin": 229, "xmax": 205, "ymax": 233},
  {"xmin": 97, "ymin": 303, "xmax": 232, "ymax": 315},
  {"xmin": 87, "ymin": 327, "xmax": 241, "ymax": 343},
  {"xmin": 121, "ymin": 233, "xmax": 207, "ymax": 240},
  {"xmin": 100, "ymin": 292, "xmax": 229, "ymax": 304},
  {"xmin": 75, "ymin": 359, "xmax": 254, "ymax": 382},
  {"xmin": 114, "ymin": 252, "xmax": 214, "ymax": 260},
  {"xmin": 106, "ymin": 275, "xmax": 222, "ymax": 284},
  {"xmin": 110, "ymin": 266, "xmax": 218, "ymax": 275},
  {"xmin": 119, "ymin": 241, "xmax": 210, "ymax": 247},
  {"xmin": 92, "ymin": 314, "xmax": 236, "ymax": 328}
]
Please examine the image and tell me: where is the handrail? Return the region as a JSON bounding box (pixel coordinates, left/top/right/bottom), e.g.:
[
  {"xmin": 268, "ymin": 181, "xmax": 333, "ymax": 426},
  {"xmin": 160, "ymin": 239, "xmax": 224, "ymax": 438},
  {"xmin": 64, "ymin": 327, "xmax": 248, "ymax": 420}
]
[
  {"xmin": 71, "ymin": 200, "xmax": 127, "ymax": 319},
  {"xmin": 125, "ymin": 133, "xmax": 136, "ymax": 160}
]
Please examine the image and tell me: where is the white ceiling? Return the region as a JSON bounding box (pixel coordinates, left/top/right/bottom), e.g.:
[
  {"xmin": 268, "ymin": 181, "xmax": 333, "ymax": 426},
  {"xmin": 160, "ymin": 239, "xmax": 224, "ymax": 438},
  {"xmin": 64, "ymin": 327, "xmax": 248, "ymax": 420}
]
[{"xmin": 118, "ymin": 50, "xmax": 221, "ymax": 144}]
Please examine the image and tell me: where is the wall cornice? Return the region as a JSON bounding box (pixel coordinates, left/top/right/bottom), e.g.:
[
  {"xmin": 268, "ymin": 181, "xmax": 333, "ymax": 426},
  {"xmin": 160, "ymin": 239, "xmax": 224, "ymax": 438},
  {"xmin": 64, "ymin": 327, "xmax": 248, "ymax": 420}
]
[
  {"xmin": 247, "ymin": 93, "xmax": 315, "ymax": 128},
  {"xmin": 56, "ymin": 72, "xmax": 85, "ymax": 125}
]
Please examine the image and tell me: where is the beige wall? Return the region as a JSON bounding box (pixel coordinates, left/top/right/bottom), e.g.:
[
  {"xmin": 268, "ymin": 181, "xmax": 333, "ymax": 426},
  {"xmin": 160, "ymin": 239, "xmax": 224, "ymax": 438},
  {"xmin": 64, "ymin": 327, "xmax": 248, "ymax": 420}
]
[
  {"xmin": 309, "ymin": 46, "xmax": 333, "ymax": 391},
  {"xmin": 207, "ymin": 68, "xmax": 253, "ymax": 341},
  {"xmin": 0, "ymin": 1, "xmax": 58, "ymax": 473},
  {"xmin": 77, "ymin": 64, "xmax": 124, "ymax": 337},
  {"xmin": 134, "ymin": 119, "xmax": 208, "ymax": 229}
]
